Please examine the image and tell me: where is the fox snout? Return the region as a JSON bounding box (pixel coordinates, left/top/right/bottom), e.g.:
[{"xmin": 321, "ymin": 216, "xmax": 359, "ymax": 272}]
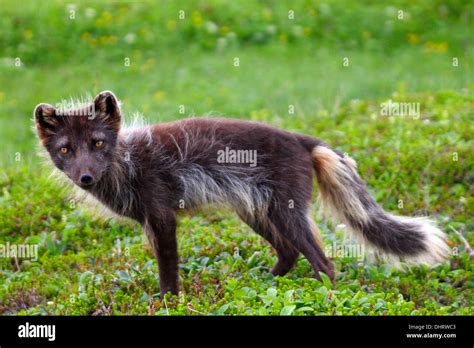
[
  {"xmin": 80, "ymin": 173, "xmax": 93, "ymax": 185},
  {"xmin": 71, "ymin": 166, "xmax": 100, "ymax": 188},
  {"xmin": 78, "ymin": 172, "xmax": 95, "ymax": 187}
]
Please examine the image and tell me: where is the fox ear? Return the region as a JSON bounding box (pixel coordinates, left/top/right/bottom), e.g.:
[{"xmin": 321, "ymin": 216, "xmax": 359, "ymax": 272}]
[
  {"xmin": 34, "ymin": 103, "xmax": 59, "ymax": 143},
  {"xmin": 94, "ymin": 91, "xmax": 121, "ymax": 130}
]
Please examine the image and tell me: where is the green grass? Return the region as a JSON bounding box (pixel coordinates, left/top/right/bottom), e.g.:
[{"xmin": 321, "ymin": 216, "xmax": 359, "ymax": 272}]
[{"xmin": 0, "ymin": 0, "xmax": 473, "ymax": 315}]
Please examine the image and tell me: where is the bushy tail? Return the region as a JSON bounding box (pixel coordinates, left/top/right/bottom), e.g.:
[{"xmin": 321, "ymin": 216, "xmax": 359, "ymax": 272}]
[{"xmin": 310, "ymin": 144, "xmax": 449, "ymax": 264}]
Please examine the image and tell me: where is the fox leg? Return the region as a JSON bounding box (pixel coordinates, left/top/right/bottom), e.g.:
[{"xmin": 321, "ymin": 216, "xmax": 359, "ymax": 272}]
[
  {"xmin": 144, "ymin": 210, "xmax": 179, "ymax": 296},
  {"xmin": 238, "ymin": 211, "xmax": 300, "ymax": 276},
  {"xmin": 268, "ymin": 207, "xmax": 335, "ymax": 283}
]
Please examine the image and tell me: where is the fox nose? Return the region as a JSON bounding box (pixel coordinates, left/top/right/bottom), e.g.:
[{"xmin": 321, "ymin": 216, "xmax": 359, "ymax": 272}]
[{"xmin": 80, "ymin": 173, "xmax": 94, "ymax": 185}]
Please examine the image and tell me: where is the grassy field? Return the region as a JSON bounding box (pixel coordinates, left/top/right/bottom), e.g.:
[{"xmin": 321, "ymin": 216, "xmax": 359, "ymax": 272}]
[{"xmin": 0, "ymin": 0, "xmax": 473, "ymax": 315}]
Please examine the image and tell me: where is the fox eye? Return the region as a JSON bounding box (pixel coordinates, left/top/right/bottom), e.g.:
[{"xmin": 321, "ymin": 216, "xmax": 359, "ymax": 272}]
[
  {"xmin": 95, "ymin": 140, "xmax": 104, "ymax": 148},
  {"xmin": 60, "ymin": 147, "xmax": 68, "ymax": 154}
]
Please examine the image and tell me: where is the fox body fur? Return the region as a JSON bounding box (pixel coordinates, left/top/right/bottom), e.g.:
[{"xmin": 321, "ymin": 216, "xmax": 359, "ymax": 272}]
[{"xmin": 34, "ymin": 91, "xmax": 449, "ymax": 295}]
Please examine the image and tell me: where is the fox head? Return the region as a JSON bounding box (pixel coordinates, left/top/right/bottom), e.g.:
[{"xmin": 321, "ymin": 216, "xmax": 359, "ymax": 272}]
[{"xmin": 34, "ymin": 91, "xmax": 121, "ymax": 189}]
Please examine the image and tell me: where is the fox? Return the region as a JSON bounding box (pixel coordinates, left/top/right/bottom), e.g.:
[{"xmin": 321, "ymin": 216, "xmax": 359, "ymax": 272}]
[{"xmin": 34, "ymin": 91, "xmax": 449, "ymax": 295}]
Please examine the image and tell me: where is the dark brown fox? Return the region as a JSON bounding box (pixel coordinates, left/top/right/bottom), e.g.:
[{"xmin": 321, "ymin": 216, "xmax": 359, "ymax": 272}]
[{"xmin": 34, "ymin": 91, "xmax": 448, "ymax": 295}]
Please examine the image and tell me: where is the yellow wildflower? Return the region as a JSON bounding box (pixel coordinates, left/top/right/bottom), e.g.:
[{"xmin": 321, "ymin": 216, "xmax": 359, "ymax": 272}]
[
  {"xmin": 262, "ymin": 8, "xmax": 272, "ymax": 21},
  {"xmin": 23, "ymin": 29, "xmax": 33, "ymax": 40},
  {"xmin": 95, "ymin": 11, "xmax": 113, "ymax": 27},
  {"xmin": 153, "ymin": 91, "xmax": 166, "ymax": 101},
  {"xmin": 167, "ymin": 20, "xmax": 177, "ymax": 31},
  {"xmin": 406, "ymin": 33, "xmax": 419, "ymax": 44},
  {"xmin": 103, "ymin": 11, "xmax": 113, "ymax": 22},
  {"xmin": 424, "ymin": 41, "xmax": 448, "ymax": 53},
  {"xmin": 437, "ymin": 42, "xmax": 448, "ymax": 52},
  {"xmin": 220, "ymin": 26, "xmax": 230, "ymax": 35},
  {"xmin": 192, "ymin": 11, "xmax": 203, "ymax": 27}
]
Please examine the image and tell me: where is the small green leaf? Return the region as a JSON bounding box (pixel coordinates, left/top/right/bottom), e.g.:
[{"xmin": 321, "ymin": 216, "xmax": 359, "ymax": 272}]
[
  {"xmin": 216, "ymin": 303, "xmax": 230, "ymax": 315},
  {"xmin": 284, "ymin": 289, "xmax": 295, "ymax": 302},
  {"xmin": 79, "ymin": 271, "xmax": 93, "ymax": 287},
  {"xmin": 117, "ymin": 270, "xmax": 132, "ymax": 283},
  {"xmin": 318, "ymin": 272, "xmax": 333, "ymax": 289},
  {"xmin": 267, "ymin": 287, "xmax": 277, "ymax": 297},
  {"xmin": 280, "ymin": 305, "xmax": 296, "ymax": 316}
]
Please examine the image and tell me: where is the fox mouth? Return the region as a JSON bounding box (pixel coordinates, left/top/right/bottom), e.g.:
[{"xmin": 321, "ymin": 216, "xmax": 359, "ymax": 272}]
[
  {"xmin": 77, "ymin": 182, "xmax": 95, "ymax": 189},
  {"xmin": 76, "ymin": 171, "xmax": 106, "ymax": 189}
]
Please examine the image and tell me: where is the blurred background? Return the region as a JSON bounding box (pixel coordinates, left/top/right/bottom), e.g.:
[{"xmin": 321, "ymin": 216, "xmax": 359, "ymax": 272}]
[{"xmin": 0, "ymin": 0, "xmax": 472, "ymax": 164}]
